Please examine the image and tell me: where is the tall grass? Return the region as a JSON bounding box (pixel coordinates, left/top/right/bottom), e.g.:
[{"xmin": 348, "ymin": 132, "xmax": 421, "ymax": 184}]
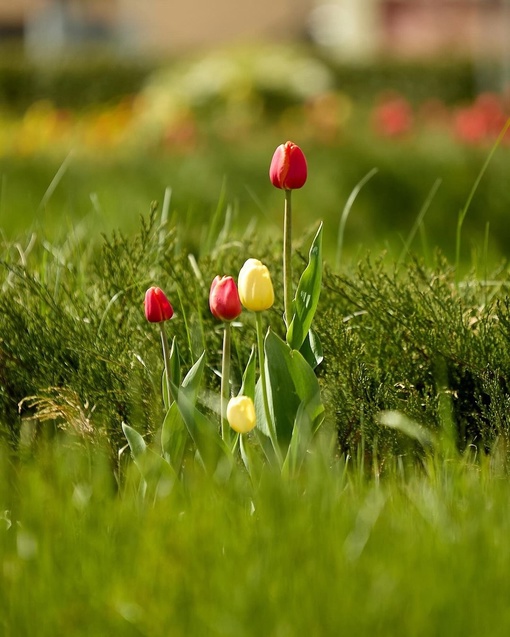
[
  {"xmin": 1, "ymin": 432, "xmax": 510, "ymax": 636},
  {"xmin": 2, "ymin": 135, "xmax": 510, "ymax": 267}
]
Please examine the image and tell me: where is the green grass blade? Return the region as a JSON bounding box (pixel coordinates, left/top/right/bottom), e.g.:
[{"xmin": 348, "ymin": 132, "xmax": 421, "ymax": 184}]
[
  {"xmin": 455, "ymin": 117, "xmax": 510, "ymax": 280},
  {"xmin": 335, "ymin": 167, "xmax": 378, "ymax": 270}
]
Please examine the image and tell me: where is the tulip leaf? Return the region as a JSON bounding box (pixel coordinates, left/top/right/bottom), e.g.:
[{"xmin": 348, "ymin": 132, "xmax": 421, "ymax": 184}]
[
  {"xmin": 260, "ymin": 330, "xmax": 324, "ymax": 451},
  {"xmin": 287, "ymin": 222, "xmax": 323, "ymax": 351},
  {"xmin": 166, "ymin": 352, "xmax": 232, "ymax": 476},
  {"xmin": 162, "ymin": 371, "xmax": 170, "ymax": 412},
  {"xmin": 254, "ymin": 380, "xmax": 271, "ymax": 436},
  {"xmin": 252, "ymin": 390, "xmax": 280, "ymax": 466},
  {"xmin": 161, "ymin": 401, "xmax": 189, "ymax": 472},
  {"xmin": 239, "ymin": 346, "xmax": 256, "ymax": 401},
  {"xmin": 122, "ymin": 422, "xmax": 176, "ymax": 490},
  {"xmin": 122, "ymin": 421, "xmax": 146, "ymax": 457},
  {"xmin": 175, "ymin": 384, "xmax": 233, "ymax": 477},
  {"xmin": 239, "ymin": 433, "xmax": 260, "ymax": 481},
  {"xmin": 299, "ymin": 328, "xmax": 324, "ymax": 370},
  {"xmin": 181, "ymin": 351, "xmax": 206, "ymax": 406},
  {"xmin": 162, "ymin": 338, "xmax": 182, "ymax": 411},
  {"xmin": 239, "ymin": 433, "xmax": 251, "ymax": 476},
  {"xmin": 170, "ymin": 336, "xmax": 182, "ymax": 390},
  {"xmin": 281, "ymin": 399, "xmax": 314, "ymax": 479}
]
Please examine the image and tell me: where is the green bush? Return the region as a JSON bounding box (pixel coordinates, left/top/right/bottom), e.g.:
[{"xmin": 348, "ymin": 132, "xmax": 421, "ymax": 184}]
[
  {"xmin": 321, "ymin": 56, "xmax": 481, "ymax": 105},
  {"xmin": 0, "ymin": 44, "xmax": 491, "ymax": 113},
  {"xmin": 318, "ymin": 256, "xmax": 510, "ymax": 459}
]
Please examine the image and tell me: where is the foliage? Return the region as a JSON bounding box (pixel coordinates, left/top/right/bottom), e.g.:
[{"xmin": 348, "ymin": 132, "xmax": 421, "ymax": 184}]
[
  {"xmin": 2, "ymin": 137, "xmax": 510, "ymax": 270},
  {"xmin": 1, "ymin": 204, "xmax": 510, "ymax": 470},
  {"xmin": 318, "ymin": 255, "xmax": 510, "ymax": 461},
  {"xmin": 0, "ymin": 208, "xmax": 182, "ymax": 451}
]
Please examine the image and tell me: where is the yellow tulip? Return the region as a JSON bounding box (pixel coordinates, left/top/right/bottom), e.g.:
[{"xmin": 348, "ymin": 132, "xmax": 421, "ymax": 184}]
[
  {"xmin": 238, "ymin": 259, "xmax": 274, "ymax": 312},
  {"xmin": 226, "ymin": 396, "xmax": 256, "ymax": 434}
]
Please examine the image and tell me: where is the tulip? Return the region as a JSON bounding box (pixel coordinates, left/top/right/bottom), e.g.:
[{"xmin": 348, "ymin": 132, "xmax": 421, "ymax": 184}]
[
  {"xmin": 227, "ymin": 396, "xmax": 256, "ymax": 434},
  {"xmin": 269, "ymin": 141, "xmax": 307, "ymax": 191},
  {"xmin": 238, "ymin": 259, "xmax": 282, "ymax": 465},
  {"xmin": 209, "ymin": 275, "xmax": 242, "ymax": 322},
  {"xmin": 238, "ymin": 259, "xmax": 274, "ymax": 313},
  {"xmin": 269, "ymin": 142, "xmax": 307, "ymax": 328},
  {"xmin": 209, "ymin": 275, "xmax": 242, "ymax": 444},
  {"xmin": 144, "ymin": 286, "xmax": 174, "ymax": 323},
  {"xmin": 144, "ymin": 286, "xmax": 174, "ymax": 404}
]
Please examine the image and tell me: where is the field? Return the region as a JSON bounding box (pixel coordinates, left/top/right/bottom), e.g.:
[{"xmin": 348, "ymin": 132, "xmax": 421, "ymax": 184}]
[
  {"xmin": 3, "ymin": 440, "xmax": 510, "ymax": 637},
  {"xmin": 1, "ymin": 45, "xmax": 510, "ymax": 635}
]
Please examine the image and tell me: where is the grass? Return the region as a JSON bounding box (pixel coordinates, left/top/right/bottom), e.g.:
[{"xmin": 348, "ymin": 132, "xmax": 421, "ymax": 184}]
[
  {"xmin": 2, "ymin": 434, "xmax": 510, "ymax": 636},
  {"xmin": 3, "ymin": 204, "xmax": 510, "ymax": 456},
  {"xmin": 0, "ymin": 203, "xmax": 509, "ymax": 634},
  {"xmin": 1, "ymin": 132, "xmax": 510, "ymax": 267},
  {"xmin": 1, "ymin": 115, "xmax": 510, "ymax": 633}
]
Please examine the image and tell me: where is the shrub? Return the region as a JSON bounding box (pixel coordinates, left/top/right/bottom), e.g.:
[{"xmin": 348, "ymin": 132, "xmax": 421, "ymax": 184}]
[{"xmin": 1, "ymin": 206, "xmax": 510, "ymax": 466}]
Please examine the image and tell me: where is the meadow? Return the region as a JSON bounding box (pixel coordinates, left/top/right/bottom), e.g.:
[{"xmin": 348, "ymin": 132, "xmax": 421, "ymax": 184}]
[{"xmin": 1, "ymin": 45, "xmax": 510, "ymax": 635}]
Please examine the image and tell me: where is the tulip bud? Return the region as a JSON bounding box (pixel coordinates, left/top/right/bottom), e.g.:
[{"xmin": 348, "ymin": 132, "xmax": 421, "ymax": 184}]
[
  {"xmin": 227, "ymin": 395, "xmax": 256, "ymax": 434},
  {"xmin": 269, "ymin": 141, "xmax": 307, "ymax": 190},
  {"xmin": 144, "ymin": 286, "xmax": 174, "ymax": 323},
  {"xmin": 209, "ymin": 275, "xmax": 242, "ymax": 322},
  {"xmin": 238, "ymin": 259, "xmax": 274, "ymax": 312}
]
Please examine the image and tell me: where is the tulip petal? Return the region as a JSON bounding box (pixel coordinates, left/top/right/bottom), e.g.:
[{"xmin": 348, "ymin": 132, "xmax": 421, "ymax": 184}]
[
  {"xmin": 269, "ymin": 141, "xmax": 307, "ymax": 190},
  {"xmin": 145, "ymin": 286, "xmax": 174, "ymax": 323},
  {"xmin": 209, "ymin": 275, "xmax": 242, "ymax": 321}
]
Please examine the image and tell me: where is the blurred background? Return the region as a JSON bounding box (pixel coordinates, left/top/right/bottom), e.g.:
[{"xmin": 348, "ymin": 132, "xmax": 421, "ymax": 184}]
[
  {"xmin": 0, "ymin": 0, "xmax": 510, "ymax": 266},
  {"xmin": 5, "ymin": 0, "xmax": 509, "ymax": 63}
]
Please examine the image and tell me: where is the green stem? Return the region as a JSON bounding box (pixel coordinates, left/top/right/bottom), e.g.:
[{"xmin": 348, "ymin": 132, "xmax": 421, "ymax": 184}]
[
  {"xmin": 159, "ymin": 322, "xmax": 173, "ymax": 405},
  {"xmin": 283, "ymin": 189, "xmax": 293, "ymax": 329},
  {"xmin": 255, "ymin": 312, "xmax": 283, "ymax": 467},
  {"xmin": 220, "ymin": 321, "xmax": 232, "ymax": 445}
]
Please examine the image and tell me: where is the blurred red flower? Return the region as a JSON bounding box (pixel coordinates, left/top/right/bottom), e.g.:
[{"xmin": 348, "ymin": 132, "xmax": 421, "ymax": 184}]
[{"xmin": 372, "ymin": 95, "xmax": 413, "ymax": 138}]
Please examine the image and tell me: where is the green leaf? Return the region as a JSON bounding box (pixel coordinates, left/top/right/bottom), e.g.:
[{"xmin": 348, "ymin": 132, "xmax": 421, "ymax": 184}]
[
  {"xmin": 287, "ymin": 222, "xmax": 323, "ymax": 351},
  {"xmin": 282, "ymin": 400, "xmax": 314, "ymax": 479},
  {"xmin": 122, "ymin": 421, "xmax": 146, "ymax": 458},
  {"xmin": 260, "ymin": 330, "xmax": 324, "ymax": 451},
  {"xmin": 161, "ymin": 401, "xmax": 189, "ymax": 471},
  {"xmin": 239, "ymin": 346, "xmax": 256, "ymax": 401},
  {"xmin": 122, "ymin": 422, "xmax": 176, "ymax": 487},
  {"xmin": 174, "ymin": 384, "xmax": 233, "ymax": 477},
  {"xmin": 239, "ymin": 433, "xmax": 258, "ymax": 481},
  {"xmin": 254, "ymin": 378, "xmax": 271, "ymax": 439},
  {"xmin": 162, "ymin": 370, "xmax": 170, "ymax": 412},
  {"xmin": 165, "ymin": 352, "xmax": 232, "ymax": 476},
  {"xmin": 162, "ymin": 338, "xmax": 181, "ymax": 412},
  {"xmin": 170, "ymin": 336, "xmax": 182, "ymax": 389},
  {"xmin": 299, "ymin": 328, "xmax": 323, "ymax": 369},
  {"xmin": 181, "ymin": 351, "xmax": 206, "ymax": 406}
]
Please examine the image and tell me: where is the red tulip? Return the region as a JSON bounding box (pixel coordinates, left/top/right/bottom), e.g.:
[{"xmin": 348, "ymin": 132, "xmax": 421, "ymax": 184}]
[
  {"xmin": 209, "ymin": 276, "xmax": 242, "ymax": 321},
  {"xmin": 144, "ymin": 286, "xmax": 174, "ymax": 323},
  {"xmin": 269, "ymin": 141, "xmax": 307, "ymax": 190}
]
